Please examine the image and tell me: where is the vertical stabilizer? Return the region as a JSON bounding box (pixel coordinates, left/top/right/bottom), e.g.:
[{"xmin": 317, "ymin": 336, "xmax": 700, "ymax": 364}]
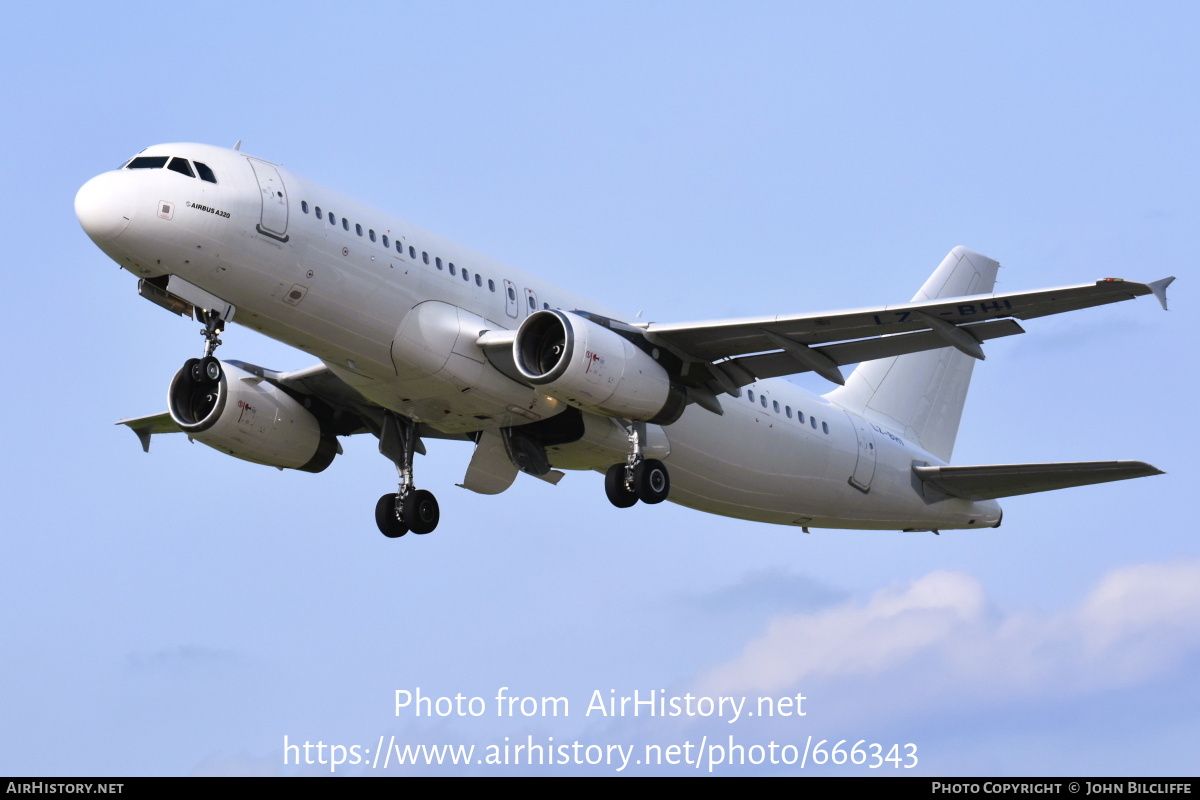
[{"xmin": 824, "ymin": 246, "xmax": 1000, "ymax": 462}]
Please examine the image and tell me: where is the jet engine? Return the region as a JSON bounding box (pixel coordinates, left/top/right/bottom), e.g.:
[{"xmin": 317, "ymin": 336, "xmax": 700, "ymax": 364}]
[
  {"xmin": 513, "ymin": 310, "xmax": 686, "ymax": 425},
  {"xmin": 168, "ymin": 360, "xmax": 339, "ymax": 472}
]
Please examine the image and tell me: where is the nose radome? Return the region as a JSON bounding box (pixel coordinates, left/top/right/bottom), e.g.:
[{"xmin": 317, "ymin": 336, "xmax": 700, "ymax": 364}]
[{"xmin": 75, "ymin": 172, "xmax": 135, "ymax": 243}]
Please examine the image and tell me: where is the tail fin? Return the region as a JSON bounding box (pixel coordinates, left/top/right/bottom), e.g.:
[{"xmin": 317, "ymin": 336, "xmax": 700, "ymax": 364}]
[{"xmin": 824, "ymin": 246, "xmax": 1000, "ymax": 462}]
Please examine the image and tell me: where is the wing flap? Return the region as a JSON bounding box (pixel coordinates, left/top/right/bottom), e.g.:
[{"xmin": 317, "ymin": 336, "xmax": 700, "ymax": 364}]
[
  {"xmin": 728, "ymin": 318, "xmax": 1025, "ymax": 385},
  {"xmin": 913, "ymin": 460, "xmax": 1163, "ymax": 502}
]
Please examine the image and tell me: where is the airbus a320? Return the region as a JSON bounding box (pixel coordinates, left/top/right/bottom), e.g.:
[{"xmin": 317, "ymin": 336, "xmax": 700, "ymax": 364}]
[{"xmin": 75, "ymin": 143, "xmax": 1172, "ymax": 538}]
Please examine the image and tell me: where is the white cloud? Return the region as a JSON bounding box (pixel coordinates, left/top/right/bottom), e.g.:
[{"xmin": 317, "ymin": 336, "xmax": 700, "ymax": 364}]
[
  {"xmin": 696, "ymin": 560, "xmax": 1200, "ymax": 704},
  {"xmin": 1077, "ymin": 561, "xmax": 1200, "ymax": 679}
]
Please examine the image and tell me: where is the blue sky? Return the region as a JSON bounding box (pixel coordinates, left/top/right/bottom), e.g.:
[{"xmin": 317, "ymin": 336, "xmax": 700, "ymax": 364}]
[{"xmin": 2, "ymin": 1, "xmax": 1196, "ymax": 775}]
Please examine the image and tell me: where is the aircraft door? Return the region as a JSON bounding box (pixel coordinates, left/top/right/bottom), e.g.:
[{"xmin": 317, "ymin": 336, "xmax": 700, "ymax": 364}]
[
  {"xmin": 247, "ymin": 158, "xmax": 289, "ymax": 242},
  {"xmin": 503, "ymin": 279, "xmax": 518, "ymax": 318},
  {"xmin": 845, "ymin": 412, "xmax": 877, "ymax": 492}
]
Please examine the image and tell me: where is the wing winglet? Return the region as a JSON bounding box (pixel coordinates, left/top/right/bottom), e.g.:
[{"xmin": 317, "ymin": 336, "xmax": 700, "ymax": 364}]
[
  {"xmin": 116, "ymin": 412, "xmax": 180, "ymax": 453},
  {"xmin": 1148, "ymin": 276, "xmax": 1175, "ymax": 311}
]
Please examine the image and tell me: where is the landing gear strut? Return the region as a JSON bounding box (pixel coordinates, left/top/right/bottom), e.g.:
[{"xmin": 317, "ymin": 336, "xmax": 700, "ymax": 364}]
[
  {"xmin": 183, "ymin": 309, "xmax": 227, "ymax": 387},
  {"xmin": 604, "ymin": 421, "xmax": 670, "ymax": 508},
  {"xmin": 376, "ymin": 412, "xmax": 440, "ymax": 538},
  {"xmin": 198, "ymin": 308, "xmax": 224, "ymax": 358}
]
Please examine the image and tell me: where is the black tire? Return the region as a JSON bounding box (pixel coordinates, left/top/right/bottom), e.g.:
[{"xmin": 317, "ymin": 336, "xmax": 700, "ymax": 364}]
[
  {"xmin": 634, "ymin": 459, "xmax": 670, "ymax": 504},
  {"xmin": 200, "ymin": 356, "xmax": 221, "ymax": 383},
  {"xmin": 605, "ymin": 463, "xmax": 638, "ymax": 508},
  {"xmin": 184, "ymin": 357, "xmax": 203, "ymax": 385},
  {"xmin": 404, "ymin": 489, "xmax": 440, "ymax": 535},
  {"xmin": 375, "ymin": 493, "xmax": 408, "ymax": 538}
]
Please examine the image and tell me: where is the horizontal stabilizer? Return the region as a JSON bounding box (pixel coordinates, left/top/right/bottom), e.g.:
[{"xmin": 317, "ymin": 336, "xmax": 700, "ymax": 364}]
[
  {"xmin": 117, "ymin": 412, "xmax": 180, "ymax": 452},
  {"xmin": 914, "ymin": 460, "xmax": 1163, "ymax": 501}
]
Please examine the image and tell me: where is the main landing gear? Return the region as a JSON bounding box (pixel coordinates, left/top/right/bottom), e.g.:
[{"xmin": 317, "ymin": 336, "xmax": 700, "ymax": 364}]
[
  {"xmin": 375, "ymin": 412, "xmax": 440, "ymax": 538},
  {"xmin": 604, "ymin": 421, "xmax": 670, "ymax": 508}
]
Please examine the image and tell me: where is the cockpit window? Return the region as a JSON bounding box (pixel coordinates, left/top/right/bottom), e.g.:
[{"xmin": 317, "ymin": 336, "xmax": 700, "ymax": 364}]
[
  {"xmin": 193, "ymin": 161, "xmax": 217, "ymax": 183},
  {"xmin": 124, "ymin": 155, "xmax": 217, "ymax": 184},
  {"xmin": 126, "ymin": 156, "xmax": 169, "ymax": 170},
  {"xmin": 167, "ymin": 157, "xmax": 195, "ymax": 178}
]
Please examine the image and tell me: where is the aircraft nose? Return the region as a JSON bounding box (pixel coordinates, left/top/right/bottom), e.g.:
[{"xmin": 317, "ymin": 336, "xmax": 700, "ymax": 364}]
[{"xmin": 75, "ymin": 172, "xmax": 136, "ymax": 243}]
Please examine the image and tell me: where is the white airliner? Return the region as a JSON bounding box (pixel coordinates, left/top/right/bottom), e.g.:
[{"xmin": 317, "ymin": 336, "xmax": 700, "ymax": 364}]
[{"xmin": 75, "ymin": 143, "xmax": 1172, "ymax": 538}]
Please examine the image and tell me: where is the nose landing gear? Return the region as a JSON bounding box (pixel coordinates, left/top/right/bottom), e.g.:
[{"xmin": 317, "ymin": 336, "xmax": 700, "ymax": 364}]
[{"xmin": 181, "ymin": 309, "xmax": 228, "ymax": 387}]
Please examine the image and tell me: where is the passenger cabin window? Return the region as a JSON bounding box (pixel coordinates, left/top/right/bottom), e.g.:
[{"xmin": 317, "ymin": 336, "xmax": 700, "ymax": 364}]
[
  {"xmin": 436, "ymin": 257, "xmax": 443, "ymax": 269},
  {"xmin": 126, "ymin": 156, "xmax": 169, "ymax": 170},
  {"xmin": 422, "ymin": 252, "xmax": 429, "ymax": 265},
  {"xmin": 167, "ymin": 157, "xmax": 194, "ymax": 178},
  {"xmin": 329, "ymin": 213, "xmax": 337, "ymax": 226},
  {"xmin": 476, "ymin": 274, "xmax": 483, "ymax": 287},
  {"xmin": 342, "ymin": 218, "xmax": 349, "ymax": 231},
  {"xmin": 822, "ymin": 421, "xmax": 829, "ymax": 434},
  {"xmin": 369, "ymin": 229, "xmax": 376, "ymax": 242},
  {"xmin": 355, "ymin": 223, "xmax": 363, "ymax": 236},
  {"xmin": 449, "ymin": 263, "xmax": 456, "ymax": 276},
  {"xmin": 760, "ymin": 396, "xmax": 768, "ymax": 408},
  {"xmin": 462, "ymin": 269, "xmax": 470, "ymax": 282},
  {"xmin": 193, "ymin": 161, "xmax": 217, "ymax": 183},
  {"xmin": 301, "ymin": 201, "xmax": 310, "ymax": 214},
  {"xmin": 382, "ymin": 234, "xmax": 389, "ymax": 248},
  {"xmin": 488, "ymin": 279, "xmax": 495, "ymax": 292},
  {"xmin": 748, "ymin": 390, "xmax": 755, "ymax": 403}
]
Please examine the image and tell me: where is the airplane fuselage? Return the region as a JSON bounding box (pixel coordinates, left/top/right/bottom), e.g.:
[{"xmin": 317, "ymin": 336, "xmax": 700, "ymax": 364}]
[{"xmin": 77, "ymin": 142, "xmax": 1006, "ymax": 531}]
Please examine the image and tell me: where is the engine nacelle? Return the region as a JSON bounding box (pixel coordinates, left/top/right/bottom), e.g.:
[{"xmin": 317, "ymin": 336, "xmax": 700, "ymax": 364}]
[
  {"xmin": 513, "ymin": 310, "xmax": 686, "ymax": 425},
  {"xmin": 168, "ymin": 361, "xmax": 338, "ymax": 472}
]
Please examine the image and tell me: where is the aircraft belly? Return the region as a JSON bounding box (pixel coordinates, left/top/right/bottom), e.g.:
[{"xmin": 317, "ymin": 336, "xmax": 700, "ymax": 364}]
[
  {"xmin": 554, "ymin": 414, "xmax": 669, "ymax": 472},
  {"xmin": 662, "ymin": 404, "xmax": 842, "ymax": 521},
  {"xmin": 344, "ymin": 355, "xmax": 569, "ymax": 437},
  {"xmin": 185, "ymin": 248, "xmax": 398, "ymax": 377},
  {"xmin": 663, "ymin": 402, "xmax": 996, "ymax": 530}
]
